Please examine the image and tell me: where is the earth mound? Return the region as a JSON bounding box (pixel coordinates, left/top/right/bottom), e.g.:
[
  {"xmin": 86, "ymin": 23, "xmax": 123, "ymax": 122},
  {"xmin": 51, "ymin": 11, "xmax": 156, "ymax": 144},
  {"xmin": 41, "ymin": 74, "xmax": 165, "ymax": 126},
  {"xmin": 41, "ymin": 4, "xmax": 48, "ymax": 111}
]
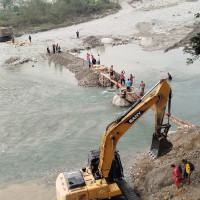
[
  {"xmin": 131, "ymin": 126, "xmax": 200, "ymax": 200},
  {"xmin": 49, "ymin": 52, "xmax": 99, "ymax": 87},
  {"xmin": 82, "ymin": 36, "xmax": 102, "ymax": 49}
]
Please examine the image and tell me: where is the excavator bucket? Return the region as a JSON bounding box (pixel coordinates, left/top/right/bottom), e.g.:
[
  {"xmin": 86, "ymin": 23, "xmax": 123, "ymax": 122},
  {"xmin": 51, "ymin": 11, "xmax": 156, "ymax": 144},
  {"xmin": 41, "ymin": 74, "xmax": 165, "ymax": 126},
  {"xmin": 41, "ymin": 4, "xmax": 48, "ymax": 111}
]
[{"xmin": 149, "ymin": 134, "xmax": 172, "ymax": 159}]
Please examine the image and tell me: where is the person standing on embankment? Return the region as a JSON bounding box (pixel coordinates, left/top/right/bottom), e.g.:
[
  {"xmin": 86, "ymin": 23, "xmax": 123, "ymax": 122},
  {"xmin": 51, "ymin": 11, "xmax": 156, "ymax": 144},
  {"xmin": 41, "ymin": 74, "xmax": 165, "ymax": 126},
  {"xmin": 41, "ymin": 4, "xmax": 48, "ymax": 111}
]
[
  {"xmin": 171, "ymin": 164, "xmax": 183, "ymax": 189},
  {"xmin": 182, "ymin": 159, "xmax": 195, "ymax": 185}
]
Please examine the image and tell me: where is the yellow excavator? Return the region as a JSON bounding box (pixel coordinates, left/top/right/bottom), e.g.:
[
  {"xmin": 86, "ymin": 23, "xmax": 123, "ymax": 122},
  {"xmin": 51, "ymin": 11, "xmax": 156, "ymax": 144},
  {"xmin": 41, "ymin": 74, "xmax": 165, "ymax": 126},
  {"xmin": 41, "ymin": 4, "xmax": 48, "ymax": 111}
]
[{"xmin": 56, "ymin": 79, "xmax": 172, "ymax": 200}]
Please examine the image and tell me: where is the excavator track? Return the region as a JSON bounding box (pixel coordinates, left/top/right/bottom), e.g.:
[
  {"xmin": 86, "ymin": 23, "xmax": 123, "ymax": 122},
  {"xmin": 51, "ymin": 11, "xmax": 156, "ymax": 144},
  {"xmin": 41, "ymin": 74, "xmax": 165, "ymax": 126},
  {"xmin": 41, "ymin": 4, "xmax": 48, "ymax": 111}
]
[{"xmin": 117, "ymin": 179, "xmax": 139, "ymax": 200}]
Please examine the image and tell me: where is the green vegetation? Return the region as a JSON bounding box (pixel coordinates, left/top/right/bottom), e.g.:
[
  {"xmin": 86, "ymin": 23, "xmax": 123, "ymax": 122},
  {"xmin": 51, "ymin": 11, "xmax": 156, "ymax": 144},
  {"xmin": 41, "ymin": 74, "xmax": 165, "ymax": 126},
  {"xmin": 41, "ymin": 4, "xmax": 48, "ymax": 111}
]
[
  {"xmin": 0, "ymin": 0, "xmax": 120, "ymax": 32},
  {"xmin": 185, "ymin": 33, "xmax": 200, "ymax": 64},
  {"xmin": 184, "ymin": 13, "xmax": 200, "ymax": 64}
]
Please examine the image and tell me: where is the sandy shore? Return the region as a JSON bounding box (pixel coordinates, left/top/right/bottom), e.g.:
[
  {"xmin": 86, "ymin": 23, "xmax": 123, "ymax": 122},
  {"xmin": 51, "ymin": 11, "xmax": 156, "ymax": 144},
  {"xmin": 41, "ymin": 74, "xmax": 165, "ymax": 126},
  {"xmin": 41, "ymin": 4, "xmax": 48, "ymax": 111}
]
[
  {"xmin": 0, "ymin": 181, "xmax": 55, "ymax": 200},
  {"xmin": 1, "ymin": 0, "xmax": 200, "ymax": 66}
]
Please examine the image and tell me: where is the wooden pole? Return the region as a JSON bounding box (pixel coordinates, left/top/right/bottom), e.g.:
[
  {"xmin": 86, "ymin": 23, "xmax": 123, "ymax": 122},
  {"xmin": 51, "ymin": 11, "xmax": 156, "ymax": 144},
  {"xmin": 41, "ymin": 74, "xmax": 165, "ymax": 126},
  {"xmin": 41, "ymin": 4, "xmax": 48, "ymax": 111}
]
[{"xmin": 151, "ymin": 106, "xmax": 195, "ymax": 127}]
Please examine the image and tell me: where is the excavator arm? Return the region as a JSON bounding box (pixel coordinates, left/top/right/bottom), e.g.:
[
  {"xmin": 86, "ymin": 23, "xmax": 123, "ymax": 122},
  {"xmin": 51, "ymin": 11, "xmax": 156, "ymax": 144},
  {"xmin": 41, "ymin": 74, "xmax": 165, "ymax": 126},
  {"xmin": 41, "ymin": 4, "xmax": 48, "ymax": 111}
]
[
  {"xmin": 98, "ymin": 79, "xmax": 172, "ymax": 178},
  {"xmin": 56, "ymin": 79, "xmax": 172, "ymax": 200}
]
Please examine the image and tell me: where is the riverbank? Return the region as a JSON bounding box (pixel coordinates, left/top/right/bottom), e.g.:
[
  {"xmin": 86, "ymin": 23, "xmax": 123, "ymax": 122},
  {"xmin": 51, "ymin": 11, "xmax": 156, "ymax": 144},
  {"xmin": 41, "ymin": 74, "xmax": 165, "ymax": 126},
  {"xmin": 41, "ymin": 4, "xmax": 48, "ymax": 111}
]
[
  {"xmin": 48, "ymin": 52, "xmax": 99, "ymax": 87},
  {"xmin": 0, "ymin": 181, "xmax": 55, "ymax": 200},
  {"xmin": 131, "ymin": 126, "xmax": 200, "ymax": 200},
  {"xmin": 1, "ymin": 0, "xmax": 120, "ymax": 35},
  {"xmin": 1, "ymin": 0, "xmax": 200, "ymax": 67},
  {"xmin": 165, "ymin": 21, "xmax": 200, "ymax": 52}
]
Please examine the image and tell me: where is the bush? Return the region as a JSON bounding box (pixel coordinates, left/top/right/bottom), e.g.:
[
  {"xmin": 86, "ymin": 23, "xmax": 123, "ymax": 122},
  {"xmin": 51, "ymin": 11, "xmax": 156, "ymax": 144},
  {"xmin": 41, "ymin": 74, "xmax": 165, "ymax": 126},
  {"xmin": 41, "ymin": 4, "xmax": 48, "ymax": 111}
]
[
  {"xmin": 184, "ymin": 13, "xmax": 200, "ymax": 64},
  {"xmin": 185, "ymin": 33, "xmax": 200, "ymax": 64},
  {"xmin": 0, "ymin": 0, "xmax": 120, "ymax": 30}
]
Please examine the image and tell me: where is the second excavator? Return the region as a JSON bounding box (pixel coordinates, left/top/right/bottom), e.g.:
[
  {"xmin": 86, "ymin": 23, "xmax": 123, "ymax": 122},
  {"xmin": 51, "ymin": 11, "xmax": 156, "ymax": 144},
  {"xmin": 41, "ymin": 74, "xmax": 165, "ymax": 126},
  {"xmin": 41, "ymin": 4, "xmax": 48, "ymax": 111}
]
[{"xmin": 56, "ymin": 79, "xmax": 172, "ymax": 200}]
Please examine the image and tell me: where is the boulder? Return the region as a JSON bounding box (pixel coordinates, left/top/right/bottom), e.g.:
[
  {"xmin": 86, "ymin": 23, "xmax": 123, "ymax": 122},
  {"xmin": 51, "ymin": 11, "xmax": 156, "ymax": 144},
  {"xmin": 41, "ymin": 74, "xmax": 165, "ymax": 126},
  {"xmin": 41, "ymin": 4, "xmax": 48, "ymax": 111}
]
[
  {"xmin": 140, "ymin": 37, "xmax": 158, "ymax": 47},
  {"xmin": 112, "ymin": 94, "xmax": 131, "ymax": 107},
  {"xmin": 101, "ymin": 38, "xmax": 114, "ymax": 44}
]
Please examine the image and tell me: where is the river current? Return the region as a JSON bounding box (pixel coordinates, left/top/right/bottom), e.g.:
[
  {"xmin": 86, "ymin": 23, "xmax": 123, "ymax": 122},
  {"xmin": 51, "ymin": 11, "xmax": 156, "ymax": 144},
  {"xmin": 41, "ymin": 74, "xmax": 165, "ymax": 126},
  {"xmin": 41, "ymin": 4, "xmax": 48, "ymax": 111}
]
[{"xmin": 0, "ymin": 44, "xmax": 200, "ymax": 191}]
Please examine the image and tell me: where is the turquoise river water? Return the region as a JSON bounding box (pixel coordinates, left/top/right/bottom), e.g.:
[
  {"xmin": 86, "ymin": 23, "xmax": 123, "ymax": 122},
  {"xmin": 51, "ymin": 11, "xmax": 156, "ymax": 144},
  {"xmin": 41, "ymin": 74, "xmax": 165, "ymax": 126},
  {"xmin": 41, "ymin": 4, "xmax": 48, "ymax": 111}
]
[{"xmin": 0, "ymin": 44, "xmax": 200, "ymax": 192}]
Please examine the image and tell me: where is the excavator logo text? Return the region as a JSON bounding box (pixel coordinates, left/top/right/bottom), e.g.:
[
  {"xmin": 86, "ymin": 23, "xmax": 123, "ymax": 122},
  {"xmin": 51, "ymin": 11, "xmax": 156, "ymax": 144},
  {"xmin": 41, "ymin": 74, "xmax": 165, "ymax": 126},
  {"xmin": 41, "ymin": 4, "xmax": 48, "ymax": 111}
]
[{"xmin": 125, "ymin": 110, "xmax": 144, "ymax": 125}]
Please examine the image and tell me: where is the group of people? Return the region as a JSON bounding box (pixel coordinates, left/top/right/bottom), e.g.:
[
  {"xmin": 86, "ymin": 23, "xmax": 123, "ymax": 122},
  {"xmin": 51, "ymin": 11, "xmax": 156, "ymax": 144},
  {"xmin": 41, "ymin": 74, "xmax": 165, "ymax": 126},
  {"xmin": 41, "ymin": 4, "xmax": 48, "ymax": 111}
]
[
  {"xmin": 86, "ymin": 57, "xmax": 172, "ymax": 97},
  {"xmin": 119, "ymin": 70, "xmax": 136, "ymax": 90},
  {"xmin": 109, "ymin": 65, "xmax": 146, "ymax": 96},
  {"xmin": 47, "ymin": 43, "xmax": 61, "ymax": 54},
  {"xmin": 171, "ymin": 159, "xmax": 195, "ymax": 189},
  {"xmin": 87, "ymin": 53, "xmax": 100, "ymax": 68}
]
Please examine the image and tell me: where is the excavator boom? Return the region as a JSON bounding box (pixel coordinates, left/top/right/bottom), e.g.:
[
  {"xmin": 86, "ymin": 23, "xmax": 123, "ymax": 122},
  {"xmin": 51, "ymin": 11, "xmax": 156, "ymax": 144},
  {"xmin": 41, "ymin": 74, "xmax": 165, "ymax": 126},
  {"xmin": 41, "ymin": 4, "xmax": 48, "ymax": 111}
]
[{"xmin": 98, "ymin": 79, "xmax": 172, "ymax": 178}]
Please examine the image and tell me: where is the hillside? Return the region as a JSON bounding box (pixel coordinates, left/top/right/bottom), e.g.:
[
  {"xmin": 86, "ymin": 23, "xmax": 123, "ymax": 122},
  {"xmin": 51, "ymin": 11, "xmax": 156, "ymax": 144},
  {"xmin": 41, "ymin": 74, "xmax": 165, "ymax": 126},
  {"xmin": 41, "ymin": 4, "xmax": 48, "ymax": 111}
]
[{"xmin": 131, "ymin": 126, "xmax": 200, "ymax": 200}]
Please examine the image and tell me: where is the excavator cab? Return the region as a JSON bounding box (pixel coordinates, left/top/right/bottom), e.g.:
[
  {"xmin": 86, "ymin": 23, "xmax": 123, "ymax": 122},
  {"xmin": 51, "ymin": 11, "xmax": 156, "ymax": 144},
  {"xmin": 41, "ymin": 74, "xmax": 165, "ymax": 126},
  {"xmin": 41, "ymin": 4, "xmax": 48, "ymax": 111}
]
[{"xmin": 88, "ymin": 150, "xmax": 124, "ymax": 181}]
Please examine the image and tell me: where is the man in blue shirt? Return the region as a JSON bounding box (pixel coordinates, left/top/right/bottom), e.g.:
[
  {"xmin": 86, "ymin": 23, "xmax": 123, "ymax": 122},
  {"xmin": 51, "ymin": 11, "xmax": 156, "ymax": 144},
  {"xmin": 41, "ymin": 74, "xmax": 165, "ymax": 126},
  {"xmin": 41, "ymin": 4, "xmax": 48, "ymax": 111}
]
[{"xmin": 126, "ymin": 79, "xmax": 131, "ymax": 90}]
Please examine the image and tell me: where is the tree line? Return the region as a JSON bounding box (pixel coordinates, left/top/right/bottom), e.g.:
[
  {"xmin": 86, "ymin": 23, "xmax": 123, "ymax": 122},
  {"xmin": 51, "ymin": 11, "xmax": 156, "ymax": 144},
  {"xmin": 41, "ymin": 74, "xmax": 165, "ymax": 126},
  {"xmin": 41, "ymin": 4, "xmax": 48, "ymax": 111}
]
[{"xmin": 0, "ymin": 0, "xmax": 120, "ymax": 30}]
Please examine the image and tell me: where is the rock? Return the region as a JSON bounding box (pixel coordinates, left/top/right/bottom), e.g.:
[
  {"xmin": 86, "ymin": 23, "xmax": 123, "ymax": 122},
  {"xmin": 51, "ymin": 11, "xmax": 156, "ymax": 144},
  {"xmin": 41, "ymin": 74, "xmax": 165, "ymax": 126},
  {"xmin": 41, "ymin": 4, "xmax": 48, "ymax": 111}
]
[
  {"xmin": 101, "ymin": 37, "xmax": 114, "ymax": 44},
  {"xmin": 112, "ymin": 94, "xmax": 131, "ymax": 107},
  {"xmin": 140, "ymin": 37, "xmax": 159, "ymax": 47}
]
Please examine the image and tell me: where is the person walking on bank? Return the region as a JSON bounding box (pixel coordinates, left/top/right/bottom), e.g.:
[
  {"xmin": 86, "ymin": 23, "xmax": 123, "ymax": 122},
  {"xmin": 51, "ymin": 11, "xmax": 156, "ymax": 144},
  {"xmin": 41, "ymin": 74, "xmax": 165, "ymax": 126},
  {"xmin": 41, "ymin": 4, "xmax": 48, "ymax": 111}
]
[
  {"xmin": 56, "ymin": 43, "xmax": 58, "ymax": 52},
  {"xmin": 12, "ymin": 37, "xmax": 15, "ymax": 44},
  {"xmin": 58, "ymin": 46, "xmax": 61, "ymax": 53},
  {"xmin": 171, "ymin": 164, "xmax": 183, "ymax": 189},
  {"xmin": 182, "ymin": 159, "xmax": 195, "ymax": 184},
  {"xmin": 87, "ymin": 53, "xmax": 91, "ymax": 69},
  {"xmin": 76, "ymin": 30, "xmax": 79, "ymax": 38},
  {"xmin": 47, "ymin": 46, "xmax": 50, "ymax": 54},
  {"xmin": 52, "ymin": 44, "xmax": 56, "ymax": 54},
  {"xmin": 29, "ymin": 35, "xmax": 31, "ymax": 43},
  {"xmin": 120, "ymin": 70, "xmax": 125, "ymax": 85}
]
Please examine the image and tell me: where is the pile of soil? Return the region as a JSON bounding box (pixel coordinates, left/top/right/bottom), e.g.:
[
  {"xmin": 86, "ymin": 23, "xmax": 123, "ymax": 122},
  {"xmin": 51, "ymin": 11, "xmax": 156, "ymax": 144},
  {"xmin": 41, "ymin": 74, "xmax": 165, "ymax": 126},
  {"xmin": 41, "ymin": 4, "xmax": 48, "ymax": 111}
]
[
  {"xmin": 82, "ymin": 36, "xmax": 102, "ymax": 49},
  {"xmin": 130, "ymin": 126, "xmax": 200, "ymax": 200},
  {"xmin": 49, "ymin": 52, "xmax": 99, "ymax": 87}
]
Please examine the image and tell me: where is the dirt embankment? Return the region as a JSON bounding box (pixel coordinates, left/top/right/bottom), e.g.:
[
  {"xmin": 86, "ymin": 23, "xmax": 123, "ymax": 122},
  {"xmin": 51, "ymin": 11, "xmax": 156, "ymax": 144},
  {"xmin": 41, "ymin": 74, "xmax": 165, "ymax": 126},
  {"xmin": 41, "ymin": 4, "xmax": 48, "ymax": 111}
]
[
  {"xmin": 165, "ymin": 22, "xmax": 200, "ymax": 52},
  {"xmin": 131, "ymin": 126, "xmax": 200, "ymax": 200},
  {"xmin": 48, "ymin": 52, "xmax": 99, "ymax": 87}
]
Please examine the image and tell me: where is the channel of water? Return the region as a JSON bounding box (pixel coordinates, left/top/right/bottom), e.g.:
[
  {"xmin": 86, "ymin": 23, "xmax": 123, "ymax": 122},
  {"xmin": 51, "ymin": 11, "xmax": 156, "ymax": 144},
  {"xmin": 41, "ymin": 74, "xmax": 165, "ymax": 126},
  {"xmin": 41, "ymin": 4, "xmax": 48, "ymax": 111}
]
[{"xmin": 0, "ymin": 43, "xmax": 199, "ymax": 191}]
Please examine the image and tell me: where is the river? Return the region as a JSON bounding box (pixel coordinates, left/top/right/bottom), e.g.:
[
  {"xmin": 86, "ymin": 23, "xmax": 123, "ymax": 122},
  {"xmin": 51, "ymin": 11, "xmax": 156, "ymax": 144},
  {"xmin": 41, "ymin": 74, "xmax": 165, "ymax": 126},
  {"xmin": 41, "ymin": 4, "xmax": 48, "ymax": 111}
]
[{"xmin": 0, "ymin": 43, "xmax": 199, "ymax": 200}]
